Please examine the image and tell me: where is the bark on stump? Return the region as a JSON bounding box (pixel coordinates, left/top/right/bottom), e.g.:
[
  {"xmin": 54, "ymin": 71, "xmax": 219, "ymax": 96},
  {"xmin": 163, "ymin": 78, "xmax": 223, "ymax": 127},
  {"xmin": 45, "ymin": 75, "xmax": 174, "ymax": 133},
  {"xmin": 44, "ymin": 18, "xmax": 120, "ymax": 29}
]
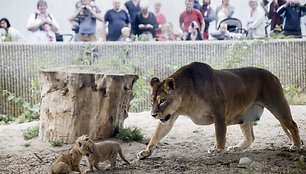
[{"xmin": 39, "ymin": 66, "xmax": 138, "ymax": 143}]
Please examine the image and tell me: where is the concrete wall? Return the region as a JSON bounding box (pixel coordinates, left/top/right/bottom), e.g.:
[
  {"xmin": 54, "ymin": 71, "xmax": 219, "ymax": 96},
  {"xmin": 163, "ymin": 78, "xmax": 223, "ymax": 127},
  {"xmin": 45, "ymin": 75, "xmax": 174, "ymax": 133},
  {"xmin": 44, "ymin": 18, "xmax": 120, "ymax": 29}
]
[{"xmin": 4, "ymin": 0, "xmax": 306, "ymax": 41}]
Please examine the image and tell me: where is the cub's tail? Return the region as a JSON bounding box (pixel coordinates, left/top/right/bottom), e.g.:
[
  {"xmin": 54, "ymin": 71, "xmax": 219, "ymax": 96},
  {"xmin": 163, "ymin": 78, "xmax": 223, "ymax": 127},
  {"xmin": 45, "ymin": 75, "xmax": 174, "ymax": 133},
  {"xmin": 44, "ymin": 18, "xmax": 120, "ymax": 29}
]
[{"xmin": 117, "ymin": 143, "xmax": 130, "ymax": 165}]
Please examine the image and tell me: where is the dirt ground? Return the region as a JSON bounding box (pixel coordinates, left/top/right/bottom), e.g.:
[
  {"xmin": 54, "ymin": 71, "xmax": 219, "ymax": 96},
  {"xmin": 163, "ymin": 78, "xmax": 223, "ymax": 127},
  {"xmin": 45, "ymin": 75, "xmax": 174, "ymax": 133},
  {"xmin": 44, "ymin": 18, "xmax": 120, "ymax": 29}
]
[{"xmin": 0, "ymin": 105, "xmax": 305, "ymax": 174}]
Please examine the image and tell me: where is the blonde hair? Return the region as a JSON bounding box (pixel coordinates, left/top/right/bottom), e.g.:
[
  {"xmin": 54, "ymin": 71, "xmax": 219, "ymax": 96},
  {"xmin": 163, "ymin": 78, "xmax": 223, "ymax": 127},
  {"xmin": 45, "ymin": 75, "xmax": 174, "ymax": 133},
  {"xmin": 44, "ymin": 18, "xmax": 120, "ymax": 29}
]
[{"xmin": 140, "ymin": 0, "xmax": 149, "ymax": 9}]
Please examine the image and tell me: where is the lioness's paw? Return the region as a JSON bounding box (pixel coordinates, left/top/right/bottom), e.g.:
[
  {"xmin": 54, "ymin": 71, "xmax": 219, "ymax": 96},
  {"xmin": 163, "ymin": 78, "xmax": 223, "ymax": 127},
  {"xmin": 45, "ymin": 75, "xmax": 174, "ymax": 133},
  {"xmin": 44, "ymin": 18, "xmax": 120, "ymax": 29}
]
[
  {"xmin": 227, "ymin": 146, "xmax": 239, "ymax": 151},
  {"xmin": 137, "ymin": 150, "xmax": 152, "ymax": 160},
  {"xmin": 207, "ymin": 148, "xmax": 223, "ymax": 154},
  {"xmin": 289, "ymin": 145, "xmax": 303, "ymax": 151}
]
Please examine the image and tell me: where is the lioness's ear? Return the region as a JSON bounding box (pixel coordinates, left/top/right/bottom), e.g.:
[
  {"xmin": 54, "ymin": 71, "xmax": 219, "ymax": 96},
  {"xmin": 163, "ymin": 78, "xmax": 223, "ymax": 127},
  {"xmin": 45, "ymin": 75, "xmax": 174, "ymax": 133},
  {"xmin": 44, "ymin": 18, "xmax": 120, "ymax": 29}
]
[
  {"xmin": 150, "ymin": 77, "xmax": 160, "ymax": 88},
  {"xmin": 163, "ymin": 78, "xmax": 176, "ymax": 94}
]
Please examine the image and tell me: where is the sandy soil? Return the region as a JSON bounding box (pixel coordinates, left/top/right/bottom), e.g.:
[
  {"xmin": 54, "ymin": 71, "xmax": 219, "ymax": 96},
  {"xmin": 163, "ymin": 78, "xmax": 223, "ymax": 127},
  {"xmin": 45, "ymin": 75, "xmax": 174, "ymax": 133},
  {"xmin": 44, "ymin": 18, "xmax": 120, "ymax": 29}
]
[{"xmin": 0, "ymin": 105, "xmax": 305, "ymax": 174}]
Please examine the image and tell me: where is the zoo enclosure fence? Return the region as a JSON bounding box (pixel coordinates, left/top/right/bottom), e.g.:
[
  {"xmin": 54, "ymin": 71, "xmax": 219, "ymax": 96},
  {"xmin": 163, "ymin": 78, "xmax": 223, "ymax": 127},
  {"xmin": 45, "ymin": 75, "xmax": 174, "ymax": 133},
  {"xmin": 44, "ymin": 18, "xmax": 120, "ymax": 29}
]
[{"xmin": 0, "ymin": 40, "xmax": 305, "ymax": 118}]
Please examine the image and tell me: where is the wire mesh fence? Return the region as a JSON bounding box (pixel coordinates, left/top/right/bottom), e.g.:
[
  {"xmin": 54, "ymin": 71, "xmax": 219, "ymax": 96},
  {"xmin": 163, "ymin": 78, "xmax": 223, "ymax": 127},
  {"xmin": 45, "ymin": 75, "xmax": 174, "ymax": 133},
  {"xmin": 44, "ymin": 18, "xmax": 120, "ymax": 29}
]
[{"xmin": 0, "ymin": 40, "xmax": 305, "ymax": 118}]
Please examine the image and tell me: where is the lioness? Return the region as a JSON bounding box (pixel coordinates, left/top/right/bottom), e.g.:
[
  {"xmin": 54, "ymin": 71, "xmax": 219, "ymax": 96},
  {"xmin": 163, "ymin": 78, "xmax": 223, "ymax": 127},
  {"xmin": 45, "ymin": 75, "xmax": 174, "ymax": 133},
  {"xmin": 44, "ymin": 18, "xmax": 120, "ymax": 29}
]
[
  {"xmin": 76, "ymin": 135, "xmax": 130, "ymax": 173},
  {"xmin": 137, "ymin": 62, "xmax": 302, "ymax": 159}
]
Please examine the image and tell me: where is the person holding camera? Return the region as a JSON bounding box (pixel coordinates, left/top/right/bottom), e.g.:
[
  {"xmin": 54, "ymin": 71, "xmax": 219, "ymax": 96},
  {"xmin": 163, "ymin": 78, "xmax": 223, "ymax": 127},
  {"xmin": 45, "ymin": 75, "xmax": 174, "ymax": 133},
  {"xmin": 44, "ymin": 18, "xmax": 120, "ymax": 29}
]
[
  {"xmin": 277, "ymin": 0, "xmax": 306, "ymax": 38},
  {"xmin": 185, "ymin": 21, "xmax": 203, "ymax": 40},
  {"xmin": 69, "ymin": 0, "xmax": 103, "ymax": 41},
  {"xmin": 179, "ymin": 0, "xmax": 205, "ymax": 38},
  {"xmin": 26, "ymin": 0, "xmax": 59, "ymax": 42}
]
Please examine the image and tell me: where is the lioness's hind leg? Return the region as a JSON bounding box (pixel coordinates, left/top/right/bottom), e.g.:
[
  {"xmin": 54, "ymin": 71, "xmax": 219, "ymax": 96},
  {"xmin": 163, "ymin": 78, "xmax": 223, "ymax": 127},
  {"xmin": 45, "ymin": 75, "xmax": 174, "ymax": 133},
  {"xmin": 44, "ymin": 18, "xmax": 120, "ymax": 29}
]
[
  {"xmin": 266, "ymin": 101, "xmax": 301, "ymax": 149},
  {"xmin": 280, "ymin": 120, "xmax": 301, "ymax": 149},
  {"xmin": 228, "ymin": 123, "xmax": 254, "ymax": 151}
]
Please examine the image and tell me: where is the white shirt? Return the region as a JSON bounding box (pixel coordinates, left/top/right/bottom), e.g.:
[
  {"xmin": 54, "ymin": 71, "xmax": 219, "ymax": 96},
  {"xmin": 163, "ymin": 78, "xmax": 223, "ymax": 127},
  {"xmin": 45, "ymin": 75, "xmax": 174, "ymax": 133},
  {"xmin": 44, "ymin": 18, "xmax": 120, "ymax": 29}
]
[
  {"xmin": 247, "ymin": 7, "xmax": 266, "ymax": 39},
  {"xmin": 26, "ymin": 12, "xmax": 59, "ymax": 43},
  {"xmin": 0, "ymin": 27, "xmax": 25, "ymax": 42}
]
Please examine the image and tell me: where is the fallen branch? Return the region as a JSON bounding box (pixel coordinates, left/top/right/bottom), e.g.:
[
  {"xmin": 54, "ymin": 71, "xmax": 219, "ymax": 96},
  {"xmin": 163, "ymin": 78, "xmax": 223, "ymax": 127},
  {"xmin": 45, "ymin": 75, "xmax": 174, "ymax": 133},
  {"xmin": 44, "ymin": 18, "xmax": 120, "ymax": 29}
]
[{"xmin": 33, "ymin": 152, "xmax": 43, "ymax": 163}]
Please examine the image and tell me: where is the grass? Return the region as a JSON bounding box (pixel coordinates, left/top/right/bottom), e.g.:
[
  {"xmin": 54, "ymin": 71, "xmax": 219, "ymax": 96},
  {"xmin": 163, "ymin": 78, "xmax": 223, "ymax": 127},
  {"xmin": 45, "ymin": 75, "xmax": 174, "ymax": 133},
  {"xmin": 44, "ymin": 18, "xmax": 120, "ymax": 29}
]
[
  {"xmin": 116, "ymin": 127, "xmax": 144, "ymax": 142},
  {"xmin": 23, "ymin": 126, "xmax": 39, "ymax": 140},
  {"xmin": 50, "ymin": 138, "xmax": 64, "ymax": 147}
]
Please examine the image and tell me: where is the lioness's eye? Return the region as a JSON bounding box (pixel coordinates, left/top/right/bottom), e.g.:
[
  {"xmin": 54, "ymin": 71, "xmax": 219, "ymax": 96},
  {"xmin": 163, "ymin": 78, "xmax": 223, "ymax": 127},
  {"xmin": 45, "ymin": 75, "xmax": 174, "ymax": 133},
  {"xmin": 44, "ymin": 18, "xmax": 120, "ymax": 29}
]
[{"xmin": 159, "ymin": 99, "xmax": 165, "ymax": 104}]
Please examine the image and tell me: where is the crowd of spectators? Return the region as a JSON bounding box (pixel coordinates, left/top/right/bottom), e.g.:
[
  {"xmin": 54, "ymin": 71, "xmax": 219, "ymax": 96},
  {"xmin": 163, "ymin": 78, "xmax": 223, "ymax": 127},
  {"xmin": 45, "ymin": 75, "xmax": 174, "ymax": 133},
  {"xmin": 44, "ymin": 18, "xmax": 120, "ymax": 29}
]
[{"xmin": 1, "ymin": 0, "xmax": 306, "ymax": 42}]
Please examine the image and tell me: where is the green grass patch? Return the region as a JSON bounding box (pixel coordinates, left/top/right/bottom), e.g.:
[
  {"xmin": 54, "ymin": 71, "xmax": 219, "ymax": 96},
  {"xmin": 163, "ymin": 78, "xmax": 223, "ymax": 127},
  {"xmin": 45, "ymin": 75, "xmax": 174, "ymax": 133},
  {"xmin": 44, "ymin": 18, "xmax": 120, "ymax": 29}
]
[
  {"xmin": 50, "ymin": 138, "xmax": 64, "ymax": 147},
  {"xmin": 116, "ymin": 127, "xmax": 144, "ymax": 142},
  {"xmin": 23, "ymin": 126, "xmax": 39, "ymax": 140}
]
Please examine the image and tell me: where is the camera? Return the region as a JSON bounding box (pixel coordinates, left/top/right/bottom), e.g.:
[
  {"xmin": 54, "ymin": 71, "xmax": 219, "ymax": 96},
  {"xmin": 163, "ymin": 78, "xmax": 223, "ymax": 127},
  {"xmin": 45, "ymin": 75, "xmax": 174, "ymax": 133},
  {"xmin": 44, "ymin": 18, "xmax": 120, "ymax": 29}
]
[{"xmin": 191, "ymin": 22, "xmax": 195, "ymax": 28}]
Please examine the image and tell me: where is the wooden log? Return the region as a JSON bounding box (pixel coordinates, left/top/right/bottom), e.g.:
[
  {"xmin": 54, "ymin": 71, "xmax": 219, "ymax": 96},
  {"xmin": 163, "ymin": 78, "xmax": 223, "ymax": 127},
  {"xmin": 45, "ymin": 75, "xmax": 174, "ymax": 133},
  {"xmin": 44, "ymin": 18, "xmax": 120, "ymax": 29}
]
[{"xmin": 39, "ymin": 66, "xmax": 138, "ymax": 143}]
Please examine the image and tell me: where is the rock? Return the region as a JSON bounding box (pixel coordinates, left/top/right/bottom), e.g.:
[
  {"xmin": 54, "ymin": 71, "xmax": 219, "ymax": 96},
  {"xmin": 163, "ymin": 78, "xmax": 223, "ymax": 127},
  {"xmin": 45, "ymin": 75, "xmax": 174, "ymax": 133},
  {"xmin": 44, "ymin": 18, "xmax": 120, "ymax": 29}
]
[{"xmin": 239, "ymin": 157, "xmax": 253, "ymax": 165}]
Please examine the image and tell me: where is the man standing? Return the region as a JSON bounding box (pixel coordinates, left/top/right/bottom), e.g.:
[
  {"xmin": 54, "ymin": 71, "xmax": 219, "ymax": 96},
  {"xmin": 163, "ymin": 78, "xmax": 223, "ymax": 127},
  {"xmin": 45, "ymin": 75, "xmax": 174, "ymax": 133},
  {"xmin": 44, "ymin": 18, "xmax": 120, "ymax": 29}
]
[
  {"xmin": 179, "ymin": 0, "xmax": 205, "ymax": 38},
  {"xmin": 104, "ymin": 0, "xmax": 131, "ymax": 41},
  {"xmin": 69, "ymin": 0, "xmax": 103, "ymax": 42}
]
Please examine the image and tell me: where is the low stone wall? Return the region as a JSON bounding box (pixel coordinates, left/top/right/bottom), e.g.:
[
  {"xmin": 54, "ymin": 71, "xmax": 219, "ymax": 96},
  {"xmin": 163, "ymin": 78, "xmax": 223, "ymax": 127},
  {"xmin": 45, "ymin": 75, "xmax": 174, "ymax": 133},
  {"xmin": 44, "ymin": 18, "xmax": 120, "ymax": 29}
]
[{"xmin": 1, "ymin": 40, "xmax": 306, "ymax": 118}]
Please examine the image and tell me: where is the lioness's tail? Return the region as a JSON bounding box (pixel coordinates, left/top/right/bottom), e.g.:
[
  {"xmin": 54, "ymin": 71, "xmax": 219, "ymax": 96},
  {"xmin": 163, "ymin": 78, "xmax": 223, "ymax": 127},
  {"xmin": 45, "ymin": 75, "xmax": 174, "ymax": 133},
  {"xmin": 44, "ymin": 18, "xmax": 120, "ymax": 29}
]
[{"xmin": 117, "ymin": 143, "xmax": 130, "ymax": 165}]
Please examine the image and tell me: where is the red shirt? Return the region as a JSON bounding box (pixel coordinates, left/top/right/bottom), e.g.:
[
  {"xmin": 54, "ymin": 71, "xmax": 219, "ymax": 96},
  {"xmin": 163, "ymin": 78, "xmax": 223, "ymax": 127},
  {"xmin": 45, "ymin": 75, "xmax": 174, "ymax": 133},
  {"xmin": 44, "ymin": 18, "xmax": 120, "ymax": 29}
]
[{"xmin": 179, "ymin": 9, "xmax": 204, "ymax": 32}]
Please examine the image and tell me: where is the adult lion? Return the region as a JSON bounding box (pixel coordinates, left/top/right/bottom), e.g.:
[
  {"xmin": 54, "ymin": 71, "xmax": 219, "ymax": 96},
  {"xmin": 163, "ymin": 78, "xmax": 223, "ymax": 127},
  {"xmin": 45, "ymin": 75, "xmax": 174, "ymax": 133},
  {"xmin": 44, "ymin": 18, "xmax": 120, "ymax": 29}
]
[{"xmin": 137, "ymin": 62, "xmax": 302, "ymax": 159}]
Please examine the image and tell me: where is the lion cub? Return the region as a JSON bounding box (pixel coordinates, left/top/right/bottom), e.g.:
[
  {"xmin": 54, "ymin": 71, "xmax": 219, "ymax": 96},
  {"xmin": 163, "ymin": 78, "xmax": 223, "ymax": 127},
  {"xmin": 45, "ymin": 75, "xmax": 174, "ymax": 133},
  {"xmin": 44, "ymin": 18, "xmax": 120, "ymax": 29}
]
[
  {"xmin": 49, "ymin": 144, "xmax": 82, "ymax": 174},
  {"xmin": 76, "ymin": 135, "xmax": 130, "ymax": 173}
]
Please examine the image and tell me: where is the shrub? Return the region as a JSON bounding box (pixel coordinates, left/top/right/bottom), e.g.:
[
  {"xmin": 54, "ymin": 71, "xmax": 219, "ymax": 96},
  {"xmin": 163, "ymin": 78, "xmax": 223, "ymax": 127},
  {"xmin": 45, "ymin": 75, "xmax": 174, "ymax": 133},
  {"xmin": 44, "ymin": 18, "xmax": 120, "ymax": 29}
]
[
  {"xmin": 116, "ymin": 127, "xmax": 144, "ymax": 142},
  {"xmin": 50, "ymin": 139, "xmax": 64, "ymax": 147},
  {"xmin": 23, "ymin": 126, "xmax": 39, "ymax": 140}
]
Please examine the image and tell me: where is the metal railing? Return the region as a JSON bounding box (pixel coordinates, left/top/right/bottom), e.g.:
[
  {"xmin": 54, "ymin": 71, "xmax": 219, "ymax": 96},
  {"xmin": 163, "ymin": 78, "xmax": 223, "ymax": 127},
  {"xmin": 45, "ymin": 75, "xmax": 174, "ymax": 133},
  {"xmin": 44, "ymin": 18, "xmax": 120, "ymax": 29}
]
[{"xmin": 1, "ymin": 40, "xmax": 305, "ymax": 118}]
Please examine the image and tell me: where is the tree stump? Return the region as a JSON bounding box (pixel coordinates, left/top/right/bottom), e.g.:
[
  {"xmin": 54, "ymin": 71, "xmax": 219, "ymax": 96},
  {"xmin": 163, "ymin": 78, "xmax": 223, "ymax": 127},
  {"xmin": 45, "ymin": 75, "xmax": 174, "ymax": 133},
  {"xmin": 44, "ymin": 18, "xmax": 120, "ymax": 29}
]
[{"xmin": 39, "ymin": 66, "xmax": 138, "ymax": 143}]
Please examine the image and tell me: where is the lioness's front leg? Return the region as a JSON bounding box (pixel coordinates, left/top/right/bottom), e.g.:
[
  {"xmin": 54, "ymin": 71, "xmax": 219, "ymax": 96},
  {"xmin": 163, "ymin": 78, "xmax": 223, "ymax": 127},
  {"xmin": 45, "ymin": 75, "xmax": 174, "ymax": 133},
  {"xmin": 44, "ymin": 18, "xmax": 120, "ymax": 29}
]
[
  {"xmin": 137, "ymin": 114, "xmax": 179, "ymax": 160},
  {"xmin": 208, "ymin": 113, "xmax": 227, "ymax": 153}
]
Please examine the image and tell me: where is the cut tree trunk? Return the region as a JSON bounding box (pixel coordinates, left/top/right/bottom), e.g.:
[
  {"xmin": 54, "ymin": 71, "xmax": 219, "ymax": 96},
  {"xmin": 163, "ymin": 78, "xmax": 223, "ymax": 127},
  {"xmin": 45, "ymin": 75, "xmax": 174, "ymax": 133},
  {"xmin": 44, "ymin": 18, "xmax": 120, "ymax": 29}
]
[{"xmin": 39, "ymin": 66, "xmax": 138, "ymax": 143}]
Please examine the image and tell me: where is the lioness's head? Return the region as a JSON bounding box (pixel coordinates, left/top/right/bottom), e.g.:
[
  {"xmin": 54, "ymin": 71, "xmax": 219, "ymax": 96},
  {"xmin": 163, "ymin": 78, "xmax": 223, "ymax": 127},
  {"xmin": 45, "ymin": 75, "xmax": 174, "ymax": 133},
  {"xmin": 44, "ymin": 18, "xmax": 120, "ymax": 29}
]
[{"xmin": 150, "ymin": 77, "xmax": 182, "ymax": 123}]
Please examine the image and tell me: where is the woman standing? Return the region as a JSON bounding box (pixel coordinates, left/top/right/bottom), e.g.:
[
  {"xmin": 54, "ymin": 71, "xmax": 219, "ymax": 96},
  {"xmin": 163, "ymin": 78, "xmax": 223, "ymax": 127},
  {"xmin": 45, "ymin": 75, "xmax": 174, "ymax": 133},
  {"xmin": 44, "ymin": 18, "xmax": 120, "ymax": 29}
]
[
  {"xmin": 26, "ymin": 0, "xmax": 59, "ymax": 42},
  {"xmin": 134, "ymin": 0, "xmax": 158, "ymax": 38},
  {"xmin": 246, "ymin": 0, "xmax": 266, "ymax": 39},
  {"xmin": 0, "ymin": 18, "xmax": 25, "ymax": 42}
]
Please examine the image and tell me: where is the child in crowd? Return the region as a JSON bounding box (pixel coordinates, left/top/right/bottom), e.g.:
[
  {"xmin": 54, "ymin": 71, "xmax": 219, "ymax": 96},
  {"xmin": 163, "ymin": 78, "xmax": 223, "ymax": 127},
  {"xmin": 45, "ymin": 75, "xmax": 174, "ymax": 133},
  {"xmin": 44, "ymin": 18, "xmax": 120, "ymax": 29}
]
[
  {"xmin": 119, "ymin": 27, "xmax": 131, "ymax": 41},
  {"xmin": 157, "ymin": 22, "xmax": 175, "ymax": 41},
  {"xmin": 185, "ymin": 21, "xmax": 203, "ymax": 41},
  {"xmin": 210, "ymin": 22, "xmax": 230, "ymax": 40}
]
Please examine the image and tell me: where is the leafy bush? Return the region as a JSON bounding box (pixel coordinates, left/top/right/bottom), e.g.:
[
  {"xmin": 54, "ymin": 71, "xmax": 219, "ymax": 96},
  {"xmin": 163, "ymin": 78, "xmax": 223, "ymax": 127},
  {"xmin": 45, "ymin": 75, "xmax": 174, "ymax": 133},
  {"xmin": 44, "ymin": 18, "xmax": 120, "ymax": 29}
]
[
  {"xmin": 0, "ymin": 115, "xmax": 13, "ymax": 125},
  {"xmin": 116, "ymin": 127, "xmax": 144, "ymax": 142},
  {"xmin": 283, "ymin": 86, "xmax": 306, "ymax": 105},
  {"xmin": 50, "ymin": 138, "xmax": 64, "ymax": 147},
  {"xmin": 98, "ymin": 48, "xmax": 153, "ymax": 111},
  {"xmin": 23, "ymin": 126, "xmax": 39, "ymax": 140},
  {"xmin": 3, "ymin": 90, "xmax": 40, "ymax": 123}
]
